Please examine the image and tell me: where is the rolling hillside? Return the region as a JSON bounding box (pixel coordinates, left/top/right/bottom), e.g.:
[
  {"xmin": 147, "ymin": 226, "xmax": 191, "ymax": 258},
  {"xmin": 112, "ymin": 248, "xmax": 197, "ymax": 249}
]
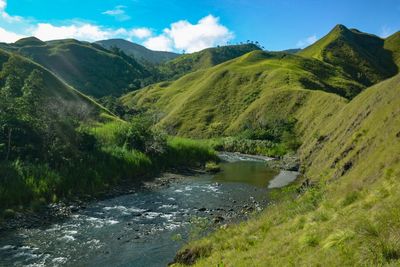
[
  {"xmin": 2, "ymin": 37, "xmax": 150, "ymax": 98},
  {"xmin": 158, "ymin": 44, "xmax": 262, "ymax": 80},
  {"xmin": 122, "ymin": 50, "xmax": 363, "ymax": 137},
  {"xmin": 298, "ymin": 24, "xmax": 398, "ymax": 86},
  {"xmin": 174, "ymin": 71, "xmax": 400, "ymax": 267},
  {"xmin": 122, "ymin": 25, "xmax": 400, "ymax": 140},
  {"xmin": 0, "ymin": 47, "xmax": 108, "ymax": 117},
  {"xmin": 96, "ymin": 39, "xmax": 180, "ymax": 64}
]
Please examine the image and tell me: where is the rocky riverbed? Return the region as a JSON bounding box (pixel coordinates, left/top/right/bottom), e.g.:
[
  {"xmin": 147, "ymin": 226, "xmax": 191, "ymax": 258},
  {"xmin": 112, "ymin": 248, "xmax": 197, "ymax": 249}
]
[{"xmin": 0, "ymin": 153, "xmax": 299, "ymax": 267}]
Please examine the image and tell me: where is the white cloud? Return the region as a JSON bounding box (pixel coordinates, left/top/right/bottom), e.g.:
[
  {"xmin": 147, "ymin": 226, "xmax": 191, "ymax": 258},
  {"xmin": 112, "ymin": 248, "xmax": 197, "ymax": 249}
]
[
  {"xmin": 0, "ymin": 26, "xmax": 24, "ymax": 42},
  {"xmin": 0, "ymin": 2, "xmax": 233, "ymax": 52},
  {"xmin": 380, "ymin": 25, "xmax": 394, "ymax": 38},
  {"xmin": 102, "ymin": 5, "xmax": 130, "ymax": 21},
  {"xmin": 0, "ymin": 0, "xmax": 22, "ymax": 22},
  {"xmin": 0, "ymin": 0, "xmax": 6, "ymax": 10},
  {"xmin": 144, "ymin": 35, "xmax": 173, "ymax": 51},
  {"xmin": 144, "ymin": 15, "xmax": 234, "ymax": 52},
  {"xmin": 130, "ymin": 27, "xmax": 152, "ymax": 39},
  {"xmin": 31, "ymin": 23, "xmax": 119, "ymax": 42},
  {"xmin": 296, "ymin": 35, "xmax": 317, "ymax": 48}
]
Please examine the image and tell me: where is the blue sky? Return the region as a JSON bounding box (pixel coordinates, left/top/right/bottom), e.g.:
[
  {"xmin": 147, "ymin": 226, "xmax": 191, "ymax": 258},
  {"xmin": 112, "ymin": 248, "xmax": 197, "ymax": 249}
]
[{"xmin": 0, "ymin": 0, "xmax": 399, "ymax": 52}]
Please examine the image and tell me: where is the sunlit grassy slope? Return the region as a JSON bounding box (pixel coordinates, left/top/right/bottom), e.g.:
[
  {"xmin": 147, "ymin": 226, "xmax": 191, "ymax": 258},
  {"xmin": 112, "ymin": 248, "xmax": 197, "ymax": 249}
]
[
  {"xmin": 173, "ymin": 73, "xmax": 400, "ymax": 267},
  {"xmin": 2, "ymin": 37, "xmax": 150, "ymax": 98},
  {"xmin": 384, "ymin": 31, "xmax": 400, "ymax": 67},
  {"xmin": 298, "ymin": 24, "xmax": 399, "ymax": 86},
  {"xmin": 158, "ymin": 44, "xmax": 262, "ymax": 80},
  {"xmin": 0, "ymin": 47, "xmax": 111, "ymax": 117},
  {"xmin": 122, "ymin": 50, "xmax": 362, "ymax": 137}
]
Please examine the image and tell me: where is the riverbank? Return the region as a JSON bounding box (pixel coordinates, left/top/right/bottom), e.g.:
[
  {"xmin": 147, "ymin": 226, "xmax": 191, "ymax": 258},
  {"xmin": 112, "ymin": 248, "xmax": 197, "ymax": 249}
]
[
  {"xmin": 0, "ymin": 152, "xmax": 299, "ymax": 234},
  {"xmin": 0, "ymin": 169, "xmax": 205, "ymax": 233},
  {"xmin": 0, "ymin": 154, "xmax": 294, "ymax": 266}
]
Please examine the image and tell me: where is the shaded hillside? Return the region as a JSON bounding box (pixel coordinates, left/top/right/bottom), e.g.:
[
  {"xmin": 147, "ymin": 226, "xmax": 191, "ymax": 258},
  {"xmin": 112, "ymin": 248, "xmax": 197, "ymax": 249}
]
[
  {"xmin": 173, "ymin": 72, "xmax": 400, "ymax": 267},
  {"xmin": 158, "ymin": 44, "xmax": 262, "ymax": 80},
  {"xmin": 96, "ymin": 39, "xmax": 180, "ymax": 64},
  {"xmin": 298, "ymin": 24, "xmax": 398, "ymax": 86},
  {"xmin": 0, "ymin": 47, "xmax": 107, "ymax": 115},
  {"xmin": 5, "ymin": 37, "xmax": 150, "ymax": 98},
  {"xmin": 122, "ymin": 50, "xmax": 363, "ymax": 137}
]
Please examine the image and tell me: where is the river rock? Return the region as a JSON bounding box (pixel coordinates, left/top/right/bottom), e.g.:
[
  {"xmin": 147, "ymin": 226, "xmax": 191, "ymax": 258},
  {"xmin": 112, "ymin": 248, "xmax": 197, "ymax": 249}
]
[{"xmin": 213, "ymin": 216, "xmax": 225, "ymax": 224}]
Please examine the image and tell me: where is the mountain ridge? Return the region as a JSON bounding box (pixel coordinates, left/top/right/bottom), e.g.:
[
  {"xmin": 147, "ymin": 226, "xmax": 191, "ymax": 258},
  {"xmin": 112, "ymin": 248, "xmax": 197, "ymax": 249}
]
[{"xmin": 96, "ymin": 38, "xmax": 180, "ymax": 64}]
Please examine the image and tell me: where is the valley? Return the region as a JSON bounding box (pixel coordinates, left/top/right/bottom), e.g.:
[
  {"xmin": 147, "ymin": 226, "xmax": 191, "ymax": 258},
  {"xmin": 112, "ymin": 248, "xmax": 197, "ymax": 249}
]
[{"xmin": 0, "ymin": 17, "xmax": 399, "ymax": 267}]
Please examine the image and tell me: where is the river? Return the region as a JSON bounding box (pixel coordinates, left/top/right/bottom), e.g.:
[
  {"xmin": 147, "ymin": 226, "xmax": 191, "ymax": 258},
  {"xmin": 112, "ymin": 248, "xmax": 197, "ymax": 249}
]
[{"xmin": 0, "ymin": 153, "xmax": 298, "ymax": 267}]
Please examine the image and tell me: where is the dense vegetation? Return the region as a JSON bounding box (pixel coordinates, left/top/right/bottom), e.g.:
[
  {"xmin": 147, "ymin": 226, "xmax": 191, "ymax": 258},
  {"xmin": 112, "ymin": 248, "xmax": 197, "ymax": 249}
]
[{"xmin": 0, "ymin": 49, "xmax": 217, "ymax": 214}]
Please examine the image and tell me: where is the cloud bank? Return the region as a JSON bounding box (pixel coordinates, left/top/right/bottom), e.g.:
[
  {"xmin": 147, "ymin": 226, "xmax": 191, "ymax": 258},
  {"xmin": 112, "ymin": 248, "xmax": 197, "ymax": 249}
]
[
  {"xmin": 145, "ymin": 15, "xmax": 234, "ymax": 52},
  {"xmin": 0, "ymin": 0, "xmax": 233, "ymax": 52}
]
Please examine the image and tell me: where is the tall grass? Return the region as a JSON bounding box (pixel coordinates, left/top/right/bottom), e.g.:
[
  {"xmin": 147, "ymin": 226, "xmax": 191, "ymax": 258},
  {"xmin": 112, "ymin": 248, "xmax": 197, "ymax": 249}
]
[{"xmin": 0, "ymin": 122, "xmax": 217, "ymax": 215}]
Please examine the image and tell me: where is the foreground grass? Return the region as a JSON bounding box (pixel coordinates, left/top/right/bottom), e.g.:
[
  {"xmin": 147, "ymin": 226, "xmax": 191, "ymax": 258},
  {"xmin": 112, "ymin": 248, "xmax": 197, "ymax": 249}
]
[
  {"xmin": 0, "ymin": 123, "xmax": 217, "ymax": 217},
  {"xmin": 174, "ymin": 167, "xmax": 400, "ymax": 266}
]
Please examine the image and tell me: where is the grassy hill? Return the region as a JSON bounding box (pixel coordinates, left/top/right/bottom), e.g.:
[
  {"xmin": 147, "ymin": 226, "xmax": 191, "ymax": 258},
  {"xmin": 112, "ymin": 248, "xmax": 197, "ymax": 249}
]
[
  {"xmin": 122, "ymin": 50, "xmax": 363, "ymax": 138},
  {"xmin": 298, "ymin": 24, "xmax": 398, "ymax": 86},
  {"xmin": 384, "ymin": 31, "xmax": 400, "ymax": 67},
  {"xmin": 0, "ymin": 47, "xmax": 108, "ymax": 115},
  {"xmin": 173, "ymin": 70, "xmax": 400, "ymax": 267},
  {"xmin": 158, "ymin": 44, "xmax": 262, "ymax": 80},
  {"xmin": 96, "ymin": 39, "xmax": 180, "ymax": 64},
  {"xmin": 0, "ymin": 48, "xmax": 216, "ymax": 212},
  {"xmin": 3, "ymin": 37, "xmax": 151, "ymax": 98}
]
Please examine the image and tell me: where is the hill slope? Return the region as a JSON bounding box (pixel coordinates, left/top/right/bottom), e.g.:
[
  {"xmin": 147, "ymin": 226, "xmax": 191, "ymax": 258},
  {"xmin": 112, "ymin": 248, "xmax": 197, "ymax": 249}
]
[
  {"xmin": 4, "ymin": 37, "xmax": 150, "ymax": 98},
  {"xmin": 0, "ymin": 47, "xmax": 107, "ymax": 116},
  {"xmin": 96, "ymin": 39, "xmax": 180, "ymax": 64},
  {"xmin": 173, "ymin": 72, "xmax": 400, "ymax": 267},
  {"xmin": 122, "ymin": 50, "xmax": 363, "ymax": 137},
  {"xmin": 158, "ymin": 44, "xmax": 262, "ymax": 80},
  {"xmin": 384, "ymin": 31, "xmax": 400, "ymax": 67},
  {"xmin": 298, "ymin": 24, "xmax": 398, "ymax": 86}
]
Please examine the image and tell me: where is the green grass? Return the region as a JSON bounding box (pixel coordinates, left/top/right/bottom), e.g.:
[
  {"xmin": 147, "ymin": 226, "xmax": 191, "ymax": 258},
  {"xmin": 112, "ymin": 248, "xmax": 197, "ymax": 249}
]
[
  {"xmin": 165, "ymin": 137, "xmax": 218, "ymax": 167},
  {"xmin": 122, "ymin": 50, "xmax": 359, "ymax": 138},
  {"xmin": 171, "ymin": 73, "xmax": 400, "ymax": 266},
  {"xmin": 0, "ymin": 118, "xmax": 218, "ymax": 214},
  {"xmin": 298, "ymin": 24, "xmax": 398, "ymax": 86},
  {"xmin": 2, "ymin": 38, "xmax": 150, "ymax": 97},
  {"xmin": 158, "ymin": 44, "xmax": 261, "ymax": 80}
]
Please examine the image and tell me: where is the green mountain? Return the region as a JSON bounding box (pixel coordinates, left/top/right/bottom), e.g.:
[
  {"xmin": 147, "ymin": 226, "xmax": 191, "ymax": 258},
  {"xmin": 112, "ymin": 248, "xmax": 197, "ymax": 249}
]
[
  {"xmin": 122, "ymin": 50, "xmax": 363, "ymax": 138},
  {"xmin": 0, "ymin": 47, "xmax": 107, "ymax": 115},
  {"xmin": 174, "ymin": 72, "xmax": 400, "ymax": 267},
  {"xmin": 158, "ymin": 44, "xmax": 262, "ymax": 80},
  {"xmin": 0, "ymin": 47, "xmax": 215, "ymax": 210},
  {"xmin": 96, "ymin": 39, "xmax": 180, "ymax": 64},
  {"xmin": 298, "ymin": 24, "xmax": 398, "ymax": 86},
  {"xmin": 3, "ymin": 37, "xmax": 150, "ymax": 98}
]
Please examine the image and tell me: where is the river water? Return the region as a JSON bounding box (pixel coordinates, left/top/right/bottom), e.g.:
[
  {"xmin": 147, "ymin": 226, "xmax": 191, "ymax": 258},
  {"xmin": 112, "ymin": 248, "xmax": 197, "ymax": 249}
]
[{"xmin": 0, "ymin": 153, "xmax": 298, "ymax": 267}]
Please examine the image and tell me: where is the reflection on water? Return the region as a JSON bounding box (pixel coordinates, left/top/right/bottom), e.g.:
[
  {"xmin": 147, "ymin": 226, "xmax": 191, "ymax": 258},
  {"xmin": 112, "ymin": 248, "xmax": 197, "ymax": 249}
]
[{"xmin": 214, "ymin": 161, "xmax": 279, "ymax": 187}]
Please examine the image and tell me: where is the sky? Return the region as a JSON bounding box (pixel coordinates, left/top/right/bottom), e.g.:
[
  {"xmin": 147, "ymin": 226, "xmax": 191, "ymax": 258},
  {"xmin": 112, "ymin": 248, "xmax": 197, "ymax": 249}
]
[{"xmin": 0, "ymin": 0, "xmax": 399, "ymax": 52}]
